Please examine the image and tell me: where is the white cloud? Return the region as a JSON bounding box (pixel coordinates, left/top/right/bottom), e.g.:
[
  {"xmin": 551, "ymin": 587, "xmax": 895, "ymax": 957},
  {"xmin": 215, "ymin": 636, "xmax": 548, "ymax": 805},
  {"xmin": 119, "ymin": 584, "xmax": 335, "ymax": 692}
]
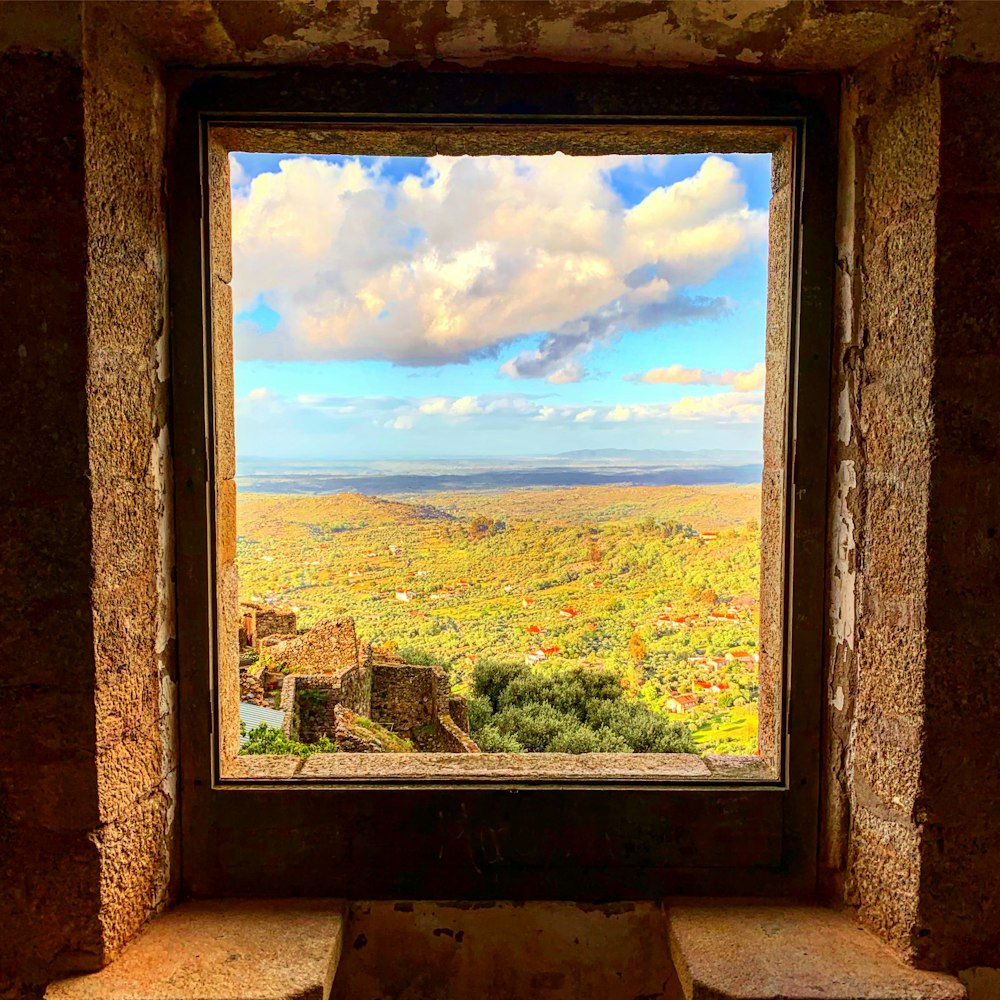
[
  {"xmin": 730, "ymin": 363, "xmax": 766, "ymax": 391},
  {"xmin": 231, "ymin": 154, "xmax": 765, "ymax": 378},
  {"xmin": 629, "ymin": 361, "xmax": 766, "ymax": 392},
  {"xmin": 667, "ymin": 391, "xmax": 764, "ymax": 422},
  {"xmin": 229, "ymin": 154, "xmax": 247, "ymax": 190},
  {"xmin": 547, "ymin": 362, "xmax": 584, "ymax": 385},
  {"xmin": 247, "ymin": 386, "xmax": 270, "ymax": 400},
  {"xmin": 236, "ymin": 389, "xmax": 762, "ymax": 455}
]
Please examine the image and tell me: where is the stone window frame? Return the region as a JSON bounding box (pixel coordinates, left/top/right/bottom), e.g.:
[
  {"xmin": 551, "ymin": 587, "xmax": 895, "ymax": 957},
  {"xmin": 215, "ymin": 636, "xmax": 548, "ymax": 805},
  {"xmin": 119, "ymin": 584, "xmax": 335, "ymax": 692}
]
[{"xmin": 168, "ymin": 68, "xmax": 837, "ymax": 899}]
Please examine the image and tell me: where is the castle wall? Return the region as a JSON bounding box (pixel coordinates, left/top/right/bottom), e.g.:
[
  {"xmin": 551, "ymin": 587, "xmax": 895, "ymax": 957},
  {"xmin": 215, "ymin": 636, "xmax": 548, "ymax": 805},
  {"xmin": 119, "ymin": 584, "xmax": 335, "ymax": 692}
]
[
  {"xmin": 243, "ymin": 604, "xmax": 296, "ymax": 648},
  {"xmin": 281, "ymin": 667, "xmax": 372, "ymax": 744},
  {"xmin": 371, "ymin": 663, "xmax": 477, "ymax": 753},
  {"xmin": 259, "ymin": 617, "xmax": 358, "ymax": 672}
]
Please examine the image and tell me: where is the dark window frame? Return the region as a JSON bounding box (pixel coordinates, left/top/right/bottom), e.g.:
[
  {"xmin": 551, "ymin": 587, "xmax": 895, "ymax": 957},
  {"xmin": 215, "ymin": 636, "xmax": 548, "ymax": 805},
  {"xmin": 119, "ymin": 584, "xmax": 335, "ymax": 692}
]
[{"xmin": 169, "ymin": 68, "xmax": 837, "ymax": 899}]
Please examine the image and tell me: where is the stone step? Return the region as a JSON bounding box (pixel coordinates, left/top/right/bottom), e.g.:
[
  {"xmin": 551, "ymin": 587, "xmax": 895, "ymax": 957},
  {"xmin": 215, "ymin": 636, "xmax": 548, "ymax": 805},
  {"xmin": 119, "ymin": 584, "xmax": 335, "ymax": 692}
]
[
  {"xmin": 44, "ymin": 900, "xmax": 345, "ymax": 1000},
  {"xmin": 667, "ymin": 902, "xmax": 966, "ymax": 1000}
]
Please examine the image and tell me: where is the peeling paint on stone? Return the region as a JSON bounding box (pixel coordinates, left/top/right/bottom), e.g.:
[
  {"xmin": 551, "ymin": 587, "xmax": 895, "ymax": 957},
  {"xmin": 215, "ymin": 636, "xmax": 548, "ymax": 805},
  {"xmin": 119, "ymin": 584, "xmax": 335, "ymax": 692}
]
[
  {"xmin": 837, "ymin": 385, "xmax": 853, "ymax": 446},
  {"xmin": 832, "ymin": 460, "xmax": 857, "ymax": 651}
]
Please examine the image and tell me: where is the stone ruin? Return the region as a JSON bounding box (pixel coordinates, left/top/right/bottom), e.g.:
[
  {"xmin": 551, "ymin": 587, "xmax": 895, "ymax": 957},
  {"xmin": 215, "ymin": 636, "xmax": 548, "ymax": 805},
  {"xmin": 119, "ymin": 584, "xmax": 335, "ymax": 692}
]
[{"xmin": 239, "ymin": 606, "xmax": 478, "ymax": 753}]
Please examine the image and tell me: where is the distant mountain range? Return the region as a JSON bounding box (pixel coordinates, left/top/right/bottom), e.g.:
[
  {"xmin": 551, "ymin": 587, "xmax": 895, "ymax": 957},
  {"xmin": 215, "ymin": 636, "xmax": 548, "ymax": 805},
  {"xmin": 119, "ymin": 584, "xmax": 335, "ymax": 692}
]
[{"xmin": 236, "ymin": 448, "xmax": 764, "ymax": 495}]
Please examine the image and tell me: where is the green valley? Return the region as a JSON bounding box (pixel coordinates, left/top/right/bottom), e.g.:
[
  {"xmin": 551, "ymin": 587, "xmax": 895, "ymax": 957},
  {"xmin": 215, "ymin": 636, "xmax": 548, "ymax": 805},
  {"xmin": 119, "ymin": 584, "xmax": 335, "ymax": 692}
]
[{"xmin": 236, "ymin": 483, "xmax": 763, "ymax": 755}]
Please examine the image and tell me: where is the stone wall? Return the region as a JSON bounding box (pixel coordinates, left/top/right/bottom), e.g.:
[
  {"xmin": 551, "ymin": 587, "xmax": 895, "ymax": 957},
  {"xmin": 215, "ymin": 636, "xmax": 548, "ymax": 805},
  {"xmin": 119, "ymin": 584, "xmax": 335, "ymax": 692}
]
[
  {"xmin": 916, "ymin": 58, "xmax": 1000, "ymax": 971},
  {"xmin": 823, "ymin": 18, "xmax": 1000, "ymax": 972},
  {"xmin": 242, "ymin": 603, "xmax": 297, "ymax": 648},
  {"xmin": 272, "ymin": 645, "xmax": 477, "ymax": 752},
  {"xmin": 83, "ymin": 6, "xmax": 177, "ymax": 959},
  {"xmin": 332, "ymin": 902, "xmax": 673, "ymax": 1000},
  {"xmin": 757, "ymin": 135, "xmax": 793, "ymax": 763},
  {"xmin": 0, "ymin": 4, "xmax": 177, "ymax": 991},
  {"xmin": 825, "ymin": 23, "xmax": 944, "ymax": 960},
  {"xmin": 371, "ymin": 663, "xmax": 477, "ymax": 753},
  {"xmin": 4, "ymin": 2, "xmax": 1000, "ymax": 991},
  {"xmin": 280, "ymin": 666, "xmax": 372, "ymax": 744},
  {"xmin": 259, "ymin": 617, "xmax": 360, "ymax": 672},
  {"xmin": 0, "ymin": 11, "xmax": 102, "ymax": 991}
]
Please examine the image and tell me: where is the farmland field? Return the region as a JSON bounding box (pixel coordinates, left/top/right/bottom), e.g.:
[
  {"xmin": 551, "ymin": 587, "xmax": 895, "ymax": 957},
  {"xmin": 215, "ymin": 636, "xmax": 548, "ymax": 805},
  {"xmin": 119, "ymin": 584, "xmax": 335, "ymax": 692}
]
[{"xmin": 236, "ymin": 483, "xmax": 763, "ymax": 754}]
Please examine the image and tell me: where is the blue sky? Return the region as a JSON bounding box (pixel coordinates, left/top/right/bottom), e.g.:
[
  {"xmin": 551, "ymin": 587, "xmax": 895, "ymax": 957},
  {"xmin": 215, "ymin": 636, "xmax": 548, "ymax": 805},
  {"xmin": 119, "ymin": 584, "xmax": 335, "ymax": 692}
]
[{"xmin": 230, "ymin": 150, "xmax": 770, "ymax": 460}]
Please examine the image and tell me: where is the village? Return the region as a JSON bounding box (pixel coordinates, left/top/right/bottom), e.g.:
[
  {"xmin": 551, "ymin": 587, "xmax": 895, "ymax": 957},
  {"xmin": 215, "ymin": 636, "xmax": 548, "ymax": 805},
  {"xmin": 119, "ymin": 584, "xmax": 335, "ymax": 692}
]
[{"xmin": 249, "ymin": 539, "xmax": 758, "ymax": 711}]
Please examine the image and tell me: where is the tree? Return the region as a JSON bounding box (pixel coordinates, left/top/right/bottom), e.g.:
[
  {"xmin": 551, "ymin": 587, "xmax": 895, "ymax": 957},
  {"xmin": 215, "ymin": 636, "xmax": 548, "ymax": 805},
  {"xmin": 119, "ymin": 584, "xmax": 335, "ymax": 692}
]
[{"xmin": 628, "ymin": 631, "xmax": 647, "ymax": 664}]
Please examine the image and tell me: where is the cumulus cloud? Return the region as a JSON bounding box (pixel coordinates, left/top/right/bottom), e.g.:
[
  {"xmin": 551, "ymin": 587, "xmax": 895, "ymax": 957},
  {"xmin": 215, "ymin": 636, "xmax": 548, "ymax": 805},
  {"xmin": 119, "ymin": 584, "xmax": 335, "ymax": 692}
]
[
  {"xmin": 231, "ymin": 153, "xmax": 765, "ymax": 378},
  {"xmin": 628, "ymin": 361, "xmax": 765, "ymax": 391},
  {"xmin": 667, "ymin": 392, "xmax": 764, "ymax": 422}
]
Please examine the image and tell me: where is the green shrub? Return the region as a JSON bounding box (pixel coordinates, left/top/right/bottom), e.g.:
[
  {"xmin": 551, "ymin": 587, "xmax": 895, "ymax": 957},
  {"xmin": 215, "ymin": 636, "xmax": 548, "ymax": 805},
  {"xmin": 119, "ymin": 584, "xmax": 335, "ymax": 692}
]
[
  {"xmin": 492, "ymin": 703, "xmax": 580, "ymax": 752},
  {"xmin": 546, "ymin": 723, "xmax": 600, "ymax": 753},
  {"xmin": 585, "ymin": 698, "xmax": 694, "ymax": 753},
  {"xmin": 467, "ymin": 694, "xmax": 494, "ymax": 733},
  {"xmin": 473, "ymin": 725, "xmax": 523, "ymax": 752},
  {"xmin": 468, "ymin": 661, "xmax": 695, "ymax": 755},
  {"xmin": 472, "ymin": 658, "xmax": 528, "ymax": 712},
  {"xmin": 239, "ymin": 721, "xmax": 338, "ymax": 759}
]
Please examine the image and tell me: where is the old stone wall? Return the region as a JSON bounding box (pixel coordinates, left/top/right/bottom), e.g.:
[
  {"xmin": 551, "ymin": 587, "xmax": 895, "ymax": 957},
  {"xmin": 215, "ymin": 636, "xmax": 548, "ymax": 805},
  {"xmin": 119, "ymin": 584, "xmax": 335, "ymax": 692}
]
[
  {"xmin": 333, "ymin": 902, "xmax": 674, "ymax": 1000},
  {"xmin": 757, "ymin": 136, "xmax": 793, "ymax": 763},
  {"xmin": 448, "ymin": 696, "xmax": 470, "ymax": 734},
  {"xmin": 370, "ymin": 663, "xmax": 439, "ymax": 738},
  {"xmin": 82, "ymin": 4, "xmax": 176, "ymax": 961},
  {"xmin": 824, "ymin": 17, "xmax": 1000, "ymax": 972},
  {"xmin": 370, "ymin": 663, "xmax": 476, "ymax": 752},
  {"xmin": 5, "ymin": 1, "xmax": 1000, "ymax": 990},
  {"xmin": 281, "ymin": 666, "xmax": 372, "ymax": 744},
  {"xmin": 0, "ymin": 4, "xmax": 176, "ymax": 991},
  {"xmin": 0, "ymin": 8, "xmax": 103, "ymax": 992},
  {"xmin": 260, "ymin": 617, "xmax": 359, "ymax": 672},
  {"xmin": 916, "ymin": 59, "xmax": 1000, "ymax": 971},
  {"xmin": 824, "ymin": 22, "xmax": 944, "ymax": 959},
  {"xmin": 243, "ymin": 603, "xmax": 296, "ymax": 648}
]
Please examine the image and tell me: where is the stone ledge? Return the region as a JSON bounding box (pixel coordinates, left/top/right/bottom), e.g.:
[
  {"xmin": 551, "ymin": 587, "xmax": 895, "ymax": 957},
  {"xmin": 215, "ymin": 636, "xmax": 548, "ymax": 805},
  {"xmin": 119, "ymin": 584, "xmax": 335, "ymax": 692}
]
[
  {"xmin": 667, "ymin": 902, "xmax": 965, "ymax": 1000},
  {"xmin": 44, "ymin": 900, "xmax": 345, "ymax": 1000}
]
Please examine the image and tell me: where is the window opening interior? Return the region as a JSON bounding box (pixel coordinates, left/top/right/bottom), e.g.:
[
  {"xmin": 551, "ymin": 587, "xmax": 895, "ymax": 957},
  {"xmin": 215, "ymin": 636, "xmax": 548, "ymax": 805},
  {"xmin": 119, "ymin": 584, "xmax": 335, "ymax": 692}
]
[{"xmin": 212, "ymin": 128, "xmax": 788, "ymax": 779}]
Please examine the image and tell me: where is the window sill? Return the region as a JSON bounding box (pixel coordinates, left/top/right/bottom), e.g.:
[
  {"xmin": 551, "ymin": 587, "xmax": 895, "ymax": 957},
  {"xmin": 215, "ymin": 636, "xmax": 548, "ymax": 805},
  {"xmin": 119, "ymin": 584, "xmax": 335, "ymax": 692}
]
[
  {"xmin": 44, "ymin": 900, "xmax": 345, "ymax": 1000},
  {"xmin": 223, "ymin": 752, "xmax": 774, "ymax": 784},
  {"xmin": 667, "ymin": 901, "xmax": 965, "ymax": 1000}
]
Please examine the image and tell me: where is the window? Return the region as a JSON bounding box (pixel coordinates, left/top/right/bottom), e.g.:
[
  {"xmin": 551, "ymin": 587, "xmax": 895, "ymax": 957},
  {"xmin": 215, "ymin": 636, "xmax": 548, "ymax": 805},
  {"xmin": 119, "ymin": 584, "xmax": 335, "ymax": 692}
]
[
  {"xmin": 170, "ymin": 69, "xmax": 836, "ymax": 898},
  {"xmin": 228, "ymin": 145, "xmax": 771, "ymax": 763}
]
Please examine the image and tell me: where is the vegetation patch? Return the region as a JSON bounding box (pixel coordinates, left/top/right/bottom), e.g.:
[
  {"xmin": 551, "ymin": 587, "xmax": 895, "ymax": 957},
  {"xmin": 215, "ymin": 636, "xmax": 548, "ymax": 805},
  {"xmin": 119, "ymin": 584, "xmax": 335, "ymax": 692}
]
[
  {"xmin": 239, "ymin": 721, "xmax": 337, "ymax": 758},
  {"xmin": 468, "ymin": 659, "xmax": 695, "ymax": 754},
  {"xmin": 353, "ymin": 715, "xmax": 416, "ymax": 752}
]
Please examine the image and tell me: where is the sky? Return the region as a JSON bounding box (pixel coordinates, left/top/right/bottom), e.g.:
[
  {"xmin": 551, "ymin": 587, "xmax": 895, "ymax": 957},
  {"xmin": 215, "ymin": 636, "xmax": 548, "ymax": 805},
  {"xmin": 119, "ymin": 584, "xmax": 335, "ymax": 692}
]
[{"xmin": 230, "ymin": 149, "xmax": 770, "ymax": 461}]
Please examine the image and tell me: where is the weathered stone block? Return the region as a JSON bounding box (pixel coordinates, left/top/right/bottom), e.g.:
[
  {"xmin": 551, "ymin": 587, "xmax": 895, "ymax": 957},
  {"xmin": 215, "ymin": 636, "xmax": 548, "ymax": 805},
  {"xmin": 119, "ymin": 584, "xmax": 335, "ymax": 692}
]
[{"xmin": 45, "ymin": 899, "xmax": 345, "ymax": 1000}]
